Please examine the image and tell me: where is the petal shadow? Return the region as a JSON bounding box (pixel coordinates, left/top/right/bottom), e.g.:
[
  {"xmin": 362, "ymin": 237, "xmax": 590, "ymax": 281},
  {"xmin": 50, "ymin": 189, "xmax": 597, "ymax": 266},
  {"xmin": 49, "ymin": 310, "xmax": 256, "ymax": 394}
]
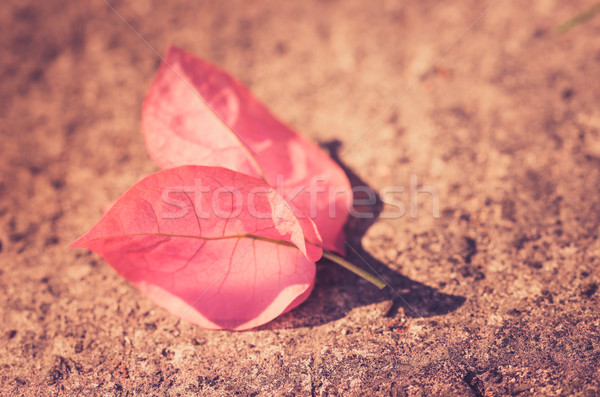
[{"xmin": 260, "ymin": 140, "xmax": 465, "ymax": 330}]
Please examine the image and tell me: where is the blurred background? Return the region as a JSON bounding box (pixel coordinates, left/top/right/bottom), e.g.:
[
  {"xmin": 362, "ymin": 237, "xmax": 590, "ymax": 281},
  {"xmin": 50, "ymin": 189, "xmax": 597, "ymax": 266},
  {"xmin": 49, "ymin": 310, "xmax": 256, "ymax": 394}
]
[{"xmin": 1, "ymin": 0, "xmax": 600, "ymax": 395}]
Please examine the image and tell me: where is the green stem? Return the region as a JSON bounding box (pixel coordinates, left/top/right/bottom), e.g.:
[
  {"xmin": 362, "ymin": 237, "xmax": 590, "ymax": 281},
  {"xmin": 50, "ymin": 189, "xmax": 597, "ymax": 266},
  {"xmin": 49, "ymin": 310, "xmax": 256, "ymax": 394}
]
[
  {"xmin": 322, "ymin": 250, "xmax": 386, "ymax": 289},
  {"xmin": 557, "ymin": 2, "xmax": 600, "ymax": 34}
]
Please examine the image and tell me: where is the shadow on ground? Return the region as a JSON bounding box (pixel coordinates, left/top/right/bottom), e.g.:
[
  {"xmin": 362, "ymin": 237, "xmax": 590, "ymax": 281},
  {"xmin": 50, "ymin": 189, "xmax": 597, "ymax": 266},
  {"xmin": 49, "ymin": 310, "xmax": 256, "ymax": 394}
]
[{"xmin": 260, "ymin": 140, "xmax": 465, "ymax": 330}]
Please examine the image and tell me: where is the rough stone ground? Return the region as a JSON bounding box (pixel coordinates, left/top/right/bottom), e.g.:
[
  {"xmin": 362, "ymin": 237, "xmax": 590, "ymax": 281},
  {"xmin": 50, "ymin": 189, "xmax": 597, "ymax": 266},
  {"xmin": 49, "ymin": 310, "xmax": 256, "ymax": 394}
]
[{"xmin": 1, "ymin": 0, "xmax": 600, "ymax": 395}]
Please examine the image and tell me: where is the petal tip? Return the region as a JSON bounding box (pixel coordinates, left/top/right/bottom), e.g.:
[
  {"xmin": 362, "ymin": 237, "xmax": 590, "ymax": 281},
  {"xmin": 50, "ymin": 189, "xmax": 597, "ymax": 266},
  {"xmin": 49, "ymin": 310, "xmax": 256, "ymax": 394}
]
[{"xmin": 70, "ymin": 235, "xmax": 87, "ymax": 249}]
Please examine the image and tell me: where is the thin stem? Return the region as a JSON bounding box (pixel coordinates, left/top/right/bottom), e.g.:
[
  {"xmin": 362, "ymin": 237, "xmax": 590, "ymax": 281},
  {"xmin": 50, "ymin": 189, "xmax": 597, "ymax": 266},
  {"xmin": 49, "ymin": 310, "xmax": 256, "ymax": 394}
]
[
  {"xmin": 557, "ymin": 2, "xmax": 600, "ymax": 34},
  {"xmin": 80, "ymin": 229, "xmax": 387, "ymax": 289},
  {"xmin": 322, "ymin": 250, "xmax": 386, "ymax": 289}
]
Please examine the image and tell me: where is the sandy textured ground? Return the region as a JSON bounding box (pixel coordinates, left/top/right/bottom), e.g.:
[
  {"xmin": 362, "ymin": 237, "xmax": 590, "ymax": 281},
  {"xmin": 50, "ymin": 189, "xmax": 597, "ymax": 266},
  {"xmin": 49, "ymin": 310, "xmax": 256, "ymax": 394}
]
[{"xmin": 2, "ymin": 0, "xmax": 600, "ymax": 395}]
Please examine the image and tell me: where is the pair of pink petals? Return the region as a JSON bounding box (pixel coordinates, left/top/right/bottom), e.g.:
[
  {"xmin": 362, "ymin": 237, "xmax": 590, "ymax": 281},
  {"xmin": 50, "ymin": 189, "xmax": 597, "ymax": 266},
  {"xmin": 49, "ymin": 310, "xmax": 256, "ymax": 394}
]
[{"xmin": 72, "ymin": 46, "xmax": 352, "ymax": 330}]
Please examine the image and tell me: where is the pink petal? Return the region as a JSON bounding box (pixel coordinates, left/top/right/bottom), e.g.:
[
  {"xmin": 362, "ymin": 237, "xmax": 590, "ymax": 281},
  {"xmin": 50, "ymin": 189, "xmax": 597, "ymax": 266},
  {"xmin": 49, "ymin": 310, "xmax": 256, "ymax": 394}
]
[
  {"xmin": 72, "ymin": 166, "xmax": 322, "ymax": 330},
  {"xmin": 142, "ymin": 46, "xmax": 352, "ymax": 253}
]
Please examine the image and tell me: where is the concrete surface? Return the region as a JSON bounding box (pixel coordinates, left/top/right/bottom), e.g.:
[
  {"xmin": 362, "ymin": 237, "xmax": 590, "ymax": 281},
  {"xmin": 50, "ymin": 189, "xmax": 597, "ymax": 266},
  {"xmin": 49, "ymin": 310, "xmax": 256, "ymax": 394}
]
[{"xmin": 1, "ymin": 0, "xmax": 600, "ymax": 395}]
